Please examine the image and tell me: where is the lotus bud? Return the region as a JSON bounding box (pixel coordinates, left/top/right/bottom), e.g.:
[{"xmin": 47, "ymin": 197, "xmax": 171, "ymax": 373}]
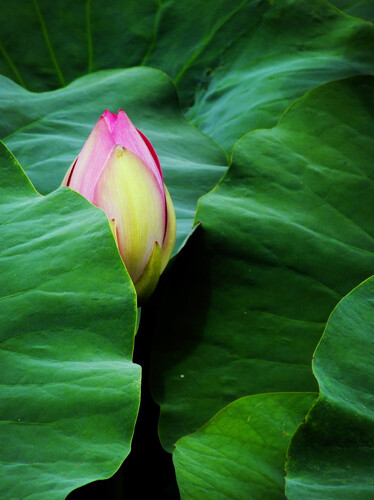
[{"xmin": 62, "ymin": 109, "xmax": 176, "ymax": 302}]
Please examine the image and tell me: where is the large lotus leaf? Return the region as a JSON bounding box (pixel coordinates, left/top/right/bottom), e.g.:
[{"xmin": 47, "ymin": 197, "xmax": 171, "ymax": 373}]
[
  {"xmin": 0, "ymin": 0, "xmax": 158, "ymax": 91},
  {"xmin": 148, "ymin": 76, "xmax": 374, "ymax": 451},
  {"xmin": 185, "ymin": 0, "xmax": 374, "ymax": 149},
  {"xmin": 1, "ymin": 2, "xmax": 374, "ymax": 150},
  {"xmin": 173, "ymin": 393, "xmax": 316, "ymax": 500},
  {"xmin": 0, "ymin": 141, "xmax": 141, "ymax": 499},
  {"xmin": 0, "ymin": 0, "xmax": 255, "ymax": 92},
  {"xmin": 331, "ymin": 0, "xmax": 374, "ymax": 21},
  {"xmin": 286, "ymin": 276, "xmax": 374, "ymax": 498},
  {"xmin": 0, "ymin": 69, "xmax": 227, "ymax": 253}
]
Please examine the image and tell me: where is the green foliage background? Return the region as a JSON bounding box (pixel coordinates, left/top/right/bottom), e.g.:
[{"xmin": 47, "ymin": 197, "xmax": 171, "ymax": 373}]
[{"xmin": 0, "ymin": 0, "xmax": 373, "ymax": 499}]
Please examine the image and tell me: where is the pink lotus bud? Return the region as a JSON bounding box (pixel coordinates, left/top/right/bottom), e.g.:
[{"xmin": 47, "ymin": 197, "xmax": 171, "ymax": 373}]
[{"xmin": 63, "ymin": 109, "xmax": 176, "ymax": 302}]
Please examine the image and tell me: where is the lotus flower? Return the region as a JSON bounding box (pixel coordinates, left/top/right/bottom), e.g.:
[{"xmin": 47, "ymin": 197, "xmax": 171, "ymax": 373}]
[{"xmin": 63, "ymin": 109, "xmax": 176, "ymax": 302}]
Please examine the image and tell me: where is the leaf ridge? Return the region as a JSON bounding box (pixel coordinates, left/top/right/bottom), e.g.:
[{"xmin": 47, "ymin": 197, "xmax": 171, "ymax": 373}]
[
  {"xmin": 0, "ymin": 44, "xmax": 25, "ymax": 88},
  {"xmin": 86, "ymin": 0, "xmax": 93, "ymax": 73},
  {"xmin": 141, "ymin": 0, "xmax": 164, "ymax": 65},
  {"xmin": 173, "ymin": 0, "xmax": 250, "ymax": 84},
  {"xmin": 32, "ymin": 0, "xmax": 66, "ymax": 87}
]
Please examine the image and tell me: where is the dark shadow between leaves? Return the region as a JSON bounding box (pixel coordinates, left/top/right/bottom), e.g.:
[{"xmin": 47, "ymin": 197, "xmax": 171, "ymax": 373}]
[{"xmin": 146, "ymin": 225, "xmax": 212, "ymax": 426}]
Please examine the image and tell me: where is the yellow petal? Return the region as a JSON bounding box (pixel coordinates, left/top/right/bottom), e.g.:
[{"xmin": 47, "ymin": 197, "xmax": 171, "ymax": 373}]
[
  {"xmin": 93, "ymin": 145, "xmax": 165, "ymax": 283},
  {"xmin": 135, "ymin": 242, "xmax": 162, "ymax": 304},
  {"xmin": 108, "ymin": 218, "xmax": 117, "ymax": 244},
  {"xmin": 160, "ymin": 185, "xmax": 177, "ymax": 273}
]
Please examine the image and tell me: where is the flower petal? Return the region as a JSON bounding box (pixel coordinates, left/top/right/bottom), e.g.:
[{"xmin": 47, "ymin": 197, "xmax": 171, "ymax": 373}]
[
  {"xmin": 136, "ymin": 128, "xmax": 163, "ymax": 180},
  {"xmin": 135, "ymin": 242, "xmax": 162, "ymax": 304},
  {"xmin": 61, "ymin": 157, "xmax": 78, "ymax": 186},
  {"xmin": 112, "ymin": 110, "xmax": 164, "ymax": 194},
  {"xmin": 102, "ymin": 109, "xmax": 118, "ymax": 131},
  {"xmin": 67, "ymin": 116, "xmax": 115, "ymax": 202},
  {"xmin": 108, "ymin": 218, "xmax": 117, "ymax": 244},
  {"xmin": 160, "ymin": 185, "xmax": 177, "ymax": 273},
  {"xmin": 93, "ymin": 145, "xmax": 166, "ymax": 282}
]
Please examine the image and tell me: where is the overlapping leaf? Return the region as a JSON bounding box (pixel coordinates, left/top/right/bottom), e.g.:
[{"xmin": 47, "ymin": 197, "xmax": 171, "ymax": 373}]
[
  {"xmin": 0, "ymin": 69, "xmax": 227, "ymax": 253},
  {"xmin": 173, "ymin": 393, "xmax": 316, "ymax": 500},
  {"xmin": 286, "ymin": 276, "xmax": 374, "ymax": 498},
  {"xmin": 0, "ymin": 142, "xmax": 140, "ymax": 499},
  {"xmin": 0, "ymin": 0, "xmax": 159, "ymax": 90},
  {"xmin": 184, "ymin": 0, "xmax": 374, "ymax": 148},
  {"xmin": 2, "ymin": 1, "xmax": 374, "ymax": 149},
  {"xmin": 331, "ymin": 0, "xmax": 374, "ymax": 21},
  {"xmin": 149, "ymin": 76, "xmax": 374, "ymax": 451}
]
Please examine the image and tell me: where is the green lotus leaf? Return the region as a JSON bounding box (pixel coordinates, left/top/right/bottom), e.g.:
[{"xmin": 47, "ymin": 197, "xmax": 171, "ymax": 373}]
[
  {"xmin": 149, "ymin": 76, "xmax": 374, "ymax": 451},
  {"xmin": 174, "ymin": 393, "xmax": 317, "ymax": 499},
  {"xmin": 331, "ymin": 0, "xmax": 374, "ymax": 21},
  {"xmin": 286, "ymin": 275, "xmax": 374, "ymax": 498},
  {"xmin": 0, "ymin": 141, "xmax": 141, "ymax": 499},
  {"xmin": 1, "ymin": 1, "xmax": 374, "ymax": 149}
]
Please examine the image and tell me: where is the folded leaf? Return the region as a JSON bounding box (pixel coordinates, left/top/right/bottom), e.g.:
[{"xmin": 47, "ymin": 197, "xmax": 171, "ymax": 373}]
[{"xmin": 0, "ymin": 141, "xmax": 141, "ymax": 500}]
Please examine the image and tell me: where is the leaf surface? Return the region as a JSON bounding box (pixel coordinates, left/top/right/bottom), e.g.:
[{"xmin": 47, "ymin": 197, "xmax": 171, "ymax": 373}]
[
  {"xmin": 149, "ymin": 76, "xmax": 374, "ymax": 450},
  {"xmin": 286, "ymin": 276, "xmax": 374, "ymax": 499},
  {"xmin": 174, "ymin": 393, "xmax": 317, "ymax": 500},
  {"xmin": 331, "ymin": 0, "xmax": 374, "ymax": 21},
  {"xmin": 1, "ymin": 1, "xmax": 374, "ymax": 149},
  {"xmin": 0, "ymin": 142, "xmax": 141, "ymax": 499}
]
